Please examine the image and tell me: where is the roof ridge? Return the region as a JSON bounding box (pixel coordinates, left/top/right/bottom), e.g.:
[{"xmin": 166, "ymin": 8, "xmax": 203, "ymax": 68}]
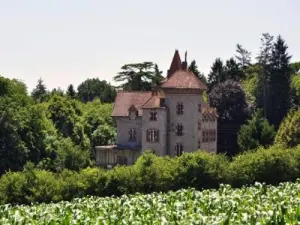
[{"xmin": 117, "ymin": 91, "xmax": 152, "ymax": 93}]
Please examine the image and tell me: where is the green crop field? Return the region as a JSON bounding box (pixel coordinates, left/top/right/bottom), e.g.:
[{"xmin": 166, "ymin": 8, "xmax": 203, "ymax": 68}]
[{"xmin": 1, "ymin": 182, "xmax": 300, "ymax": 225}]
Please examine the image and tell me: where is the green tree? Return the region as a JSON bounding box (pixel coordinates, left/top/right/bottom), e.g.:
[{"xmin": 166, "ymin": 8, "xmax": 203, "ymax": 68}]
[
  {"xmin": 225, "ymin": 58, "xmax": 244, "ymax": 81},
  {"xmin": 268, "ymin": 35, "xmax": 292, "ymax": 128},
  {"xmin": 241, "ymin": 64, "xmax": 261, "ymax": 105},
  {"xmin": 208, "ymin": 80, "xmax": 248, "ymax": 155},
  {"xmin": 275, "ymin": 108, "xmax": 300, "ymax": 147},
  {"xmin": 290, "ymin": 62, "xmax": 300, "ymax": 74},
  {"xmin": 237, "ymin": 110, "xmax": 275, "ymax": 152},
  {"xmin": 66, "ymin": 84, "xmax": 76, "ymax": 99},
  {"xmin": 152, "ymin": 64, "xmax": 164, "ymax": 86},
  {"xmin": 256, "ymin": 33, "xmax": 274, "ymax": 118},
  {"xmin": 83, "ymin": 99, "xmax": 115, "ymax": 147},
  {"xmin": 53, "ymin": 138, "xmax": 91, "ymax": 171},
  {"xmin": 47, "ymin": 95, "xmax": 89, "ymax": 147},
  {"xmin": 209, "ymin": 80, "xmax": 248, "ymax": 123},
  {"xmin": 114, "ymin": 62, "xmax": 161, "ymax": 91},
  {"xmin": 188, "ymin": 60, "xmax": 207, "ymax": 84},
  {"xmin": 235, "ymin": 44, "xmax": 252, "ymax": 69},
  {"xmin": 31, "ymin": 78, "xmax": 48, "ymax": 102},
  {"xmin": 207, "ymin": 58, "xmax": 226, "ymax": 91},
  {"xmin": 77, "ymin": 78, "xmax": 116, "ymax": 103}
]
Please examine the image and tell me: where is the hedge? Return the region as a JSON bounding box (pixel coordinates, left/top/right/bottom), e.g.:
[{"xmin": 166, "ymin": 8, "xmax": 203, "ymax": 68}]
[{"xmin": 1, "ymin": 145, "xmax": 300, "ymax": 205}]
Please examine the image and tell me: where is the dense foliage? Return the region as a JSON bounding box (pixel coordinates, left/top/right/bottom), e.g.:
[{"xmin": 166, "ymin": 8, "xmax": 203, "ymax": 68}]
[
  {"xmin": 275, "ymin": 108, "xmax": 300, "ymax": 147},
  {"xmin": 208, "ymin": 80, "xmax": 248, "ymax": 155},
  {"xmin": 113, "ymin": 62, "xmax": 164, "ymax": 91},
  {"xmin": 2, "ymin": 181, "xmax": 300, "ymax": 224},
  {"xmin": 237, "ymin": 110, "xmax": 275, "ymax": 152},
  {"xmin": 0, "ymin": 76, "xmax": 115, "ymax": 175},
  {"xmin": 1, "ymin": 145, "xmax": 300, "ymax": 205}
]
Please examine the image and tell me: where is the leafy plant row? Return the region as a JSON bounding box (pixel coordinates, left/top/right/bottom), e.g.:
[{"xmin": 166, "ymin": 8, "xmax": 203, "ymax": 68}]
[
  {"xmin": 2, "ymin": 182, "xmax": 300, "ymax": 224},
  {"xmin": 1, "ymin": 144, "xmax": 300, "ymax": 205}
]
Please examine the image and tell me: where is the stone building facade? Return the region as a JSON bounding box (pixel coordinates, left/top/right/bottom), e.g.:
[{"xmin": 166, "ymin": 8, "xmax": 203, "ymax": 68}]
[{"xmin": 95, "ymin": 50, "xmax": 218, "ymax": 167}]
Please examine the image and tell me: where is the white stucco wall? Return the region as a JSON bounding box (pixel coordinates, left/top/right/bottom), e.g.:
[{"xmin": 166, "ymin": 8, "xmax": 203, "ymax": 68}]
[
  {"xmin": 141, "ymin": 108, "xmax": 167, "ymax": 156},
  {"xmin": 115, "ymin": 117, "xmax": 142, "ymax": 148},
  {"xmin": 164, "ymin": 93, "xmax": 206, "ymax": 157}
]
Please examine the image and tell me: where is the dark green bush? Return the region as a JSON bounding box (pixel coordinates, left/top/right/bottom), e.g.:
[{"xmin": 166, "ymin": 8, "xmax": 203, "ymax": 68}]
[{"xmin": 174, "ymin": 151, "xmax": 229, "ymax": 189}]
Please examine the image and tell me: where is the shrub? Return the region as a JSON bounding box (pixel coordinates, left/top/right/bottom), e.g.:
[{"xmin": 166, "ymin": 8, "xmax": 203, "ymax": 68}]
[
  {"xmin": 275, "ymin": 108, "xmax": 300, "ymax": 147},
  {"xmin": 228, "ymin": 145, "xmax": 300, "ymax": 187},
  {"xmin": 238, "ymin": 109, "xmax": 275, "ymax": 152},
  {"xmin": 174, "ymin": 151, "xmax": 229, "ymax": 189},
  {"xmin": 2, "ymin": 146, "xmax": 300, "ymax": 205},
  {"xmin": 0, "ymin": 171, "xmax": 27, "ymax": 204}
]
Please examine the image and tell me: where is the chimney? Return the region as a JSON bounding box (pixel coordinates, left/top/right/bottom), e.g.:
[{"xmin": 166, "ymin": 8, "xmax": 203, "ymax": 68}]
[{"xmin": 181, "ymin": 51, "xmax": 188, "ymax": 70}]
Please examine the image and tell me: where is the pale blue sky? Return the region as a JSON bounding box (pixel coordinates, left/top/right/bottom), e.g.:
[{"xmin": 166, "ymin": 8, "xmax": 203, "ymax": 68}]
[{"xmin": 0, "ymin": 0, "xmax": 299, "ymax": 91}]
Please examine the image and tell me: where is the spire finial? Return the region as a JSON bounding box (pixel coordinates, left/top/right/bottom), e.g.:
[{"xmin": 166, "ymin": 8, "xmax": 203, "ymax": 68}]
[{"xmin": 185, "ymin": 51, "xmax": 187, "ymax": 63}]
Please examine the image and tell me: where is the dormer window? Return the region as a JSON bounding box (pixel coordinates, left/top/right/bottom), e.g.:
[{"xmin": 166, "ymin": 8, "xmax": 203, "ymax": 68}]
[
  {"xmin": 176, "ymin": 124, "xmax": 183, "ymax": 136},
  {"xmin": 176, "ymin": 102, "xmax": 184, "ymax": 115},
  {"xmin": 149, "ymin": 110, "xmax": 157, "ymax": 121},
  {"xmin": 128, "ymin": 105, "xmax": 138, "ymax": 120}
]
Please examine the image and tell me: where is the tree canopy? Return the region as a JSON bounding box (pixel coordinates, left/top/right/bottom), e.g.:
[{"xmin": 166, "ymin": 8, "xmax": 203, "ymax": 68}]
[
  {"xmin": 114, "ymin": 62, "xmax": 164, "ymax": 91},
  {"xmin": 237, "ymin": 110, "xmax": 275, "ymax": 152}
]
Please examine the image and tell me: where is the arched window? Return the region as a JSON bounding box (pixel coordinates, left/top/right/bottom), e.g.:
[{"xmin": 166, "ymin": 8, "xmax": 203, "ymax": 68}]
[
  {"xmin": 176, "ymin": 124, "xmax": 183, "ymax": 136},
  {"xmin": 146, "ymin": 129, "xmax": 159, "ymax": 142},
  {"xmin": 175, "ymin": 143, "xmax": 183, "ymax": 156},
  {"xmin": 176, "ymin": 102, "xmax": 184, "ymax": 115},
  {"xmin": 128, "ymin": 128, "xmax": 136, "ymax": 141}
]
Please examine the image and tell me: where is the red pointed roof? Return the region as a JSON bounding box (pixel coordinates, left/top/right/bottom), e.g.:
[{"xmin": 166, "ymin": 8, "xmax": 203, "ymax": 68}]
[
  {"xmin": 161, "ymin": 70, "xmax": 207, "ymax": 90},
  {"xmin": 167, "ymin": 50, "xmax": 182, "ymax": 78},
  {"xmin": 112, "ymin": 91, "xmax": 152, "ymax": 116}
]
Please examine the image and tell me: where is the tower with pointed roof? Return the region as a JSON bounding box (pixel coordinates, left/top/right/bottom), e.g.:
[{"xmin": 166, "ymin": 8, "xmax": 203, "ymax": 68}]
[{"xmin": 95, "ymin": 50, "xmax": 218, "ymax": 167}]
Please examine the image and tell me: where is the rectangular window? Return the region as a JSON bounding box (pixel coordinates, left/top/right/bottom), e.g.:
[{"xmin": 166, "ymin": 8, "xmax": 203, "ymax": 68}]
[
  {"xmin": 175, "ymin": 143, "xmax": 183, "ymax": 156},
  {"xmin": 198, "ymin": 104, "xmax": 201, "ymax": 112},
  {"xmin": 176, "ymin": 103, "xmax": 184, "ymax": 115},
  {"xmin": 147, "ymin": 129, "xmax": 159, "ymax": 143},
  {"xmin": 150, "ymin": 111, "xmax": 157, "ymax": 121},
  {"xmin": 198, "ymin": 121, "xmax": 201, "ymax": 130},
  {"xmin": 198, "ymin": 140, "xmax": 201, "ymax": 149},
  {"xmin": 176, "ymin": 124, "xmax": 183, "ymax": 136},
  {"xmin": 128, "ymin": 128, "xmax": 136, "ymax": 141}
]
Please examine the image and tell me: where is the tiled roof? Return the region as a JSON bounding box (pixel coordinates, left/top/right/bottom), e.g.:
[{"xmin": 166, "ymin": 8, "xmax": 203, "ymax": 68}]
[
  {"xmin": 161, "ymin": 70, "xmax": 207, "ymax": 90},
  {"xmin": 112, "ymin": 91, "xmax": 152, "ymax": 117},
  {"xmin": 142, "ymin": 95, "xmax": 161, "ymax": 108},
  {"xmin": 201, "ymin": 105, "xmax": 218, "ymax": 118}
]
